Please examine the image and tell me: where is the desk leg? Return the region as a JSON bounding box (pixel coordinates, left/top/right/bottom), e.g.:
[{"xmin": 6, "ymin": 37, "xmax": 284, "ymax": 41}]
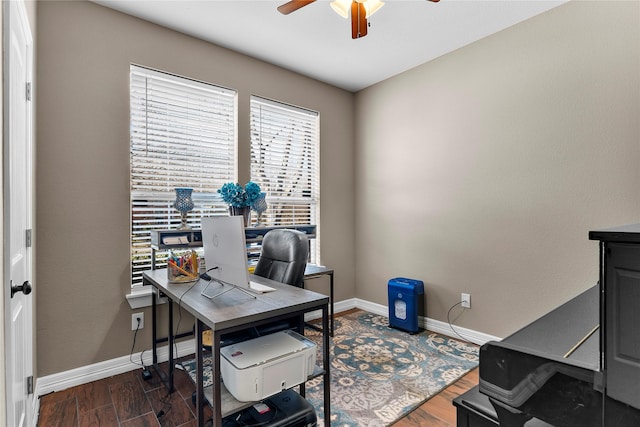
[
  {"xmin": 151, "ymin": 287, "xmax": 175, "ymax": 393},
  {"xmin": 323, "ymin": 305, "xmax": 331, "ymax": 426},
  {"xmin": 213, "ymin": 330, "xmax": 223, "ymax": 426},
  {"xmin": 168, "ymin": 300, "xmax": 175, "ymax": 392},
  {"xmin": 329, "ymin": 272, "xmax": 334, "ymax": 337},
  {"xmin": 152, "ymin": 287, "xmax": 158, "ymax": 366},
  {"xmin": 298, "ymin": 315, "xmax": 306, "ymax": 397},
  {"xmin": 196, "ymin": 320, "xmax": 205, "ymax": 427}
]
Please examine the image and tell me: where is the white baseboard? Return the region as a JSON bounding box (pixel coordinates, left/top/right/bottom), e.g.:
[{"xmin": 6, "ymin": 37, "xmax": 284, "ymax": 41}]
[
  {"xmin": 353, "ymin": 298, "xmax": 501, "ymax": 345},
  {"xmin": 36, "ymin": 298, "xmax": 498, "ymax": 400},
  {"xmin": 308, "ymin": 297, "xmax": 500, "ymax": 345},
  {"xmin": 36, "ymin": 338, "xmax": 196, "ymax": 398}
]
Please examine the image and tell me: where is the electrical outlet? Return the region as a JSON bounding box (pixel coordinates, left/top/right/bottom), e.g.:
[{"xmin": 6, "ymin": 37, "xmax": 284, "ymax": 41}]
[
  {"xmin": 132, "ymin": 312, "xmax": 144, "ymax": 330},
  {"xmin": 461, "ymin": 293, "xmax": 471, "ymax": 309}
]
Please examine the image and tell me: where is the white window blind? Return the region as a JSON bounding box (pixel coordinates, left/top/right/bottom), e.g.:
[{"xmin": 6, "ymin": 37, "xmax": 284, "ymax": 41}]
[
  {"xmin": 250, "ymin": 96, "xmax": 320, "ymax": 263},
  {"xmin": 130, "ymin": 65, "xmax": 237, "ymax": 286}
]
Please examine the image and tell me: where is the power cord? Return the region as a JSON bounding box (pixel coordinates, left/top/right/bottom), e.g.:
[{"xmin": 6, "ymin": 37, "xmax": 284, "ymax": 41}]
[
  {"xmin": 158, "ymin": 274, "xmax": 208, "ymax": 420},
  {"xmin": 140, "ymin": 268, "xmax": 208, "ymax": 381},
  {"xmin": 139, "ymin": 348, "xmax": 146, "ymax": 367},
  {"xmin": 174, "ymin": 275, "xmax": 204, "ymax": 357},
  {"xmin": 199, "ymin": 266, "xmax": 220, "ymax": 281},
  {"xmin": 130, "ymin": 317, "xmax": 155, "ymax": 380},
  {"xmin": 446, "ymin": 301, "xmax": 473, "ymax": 343},
  {"xmin": 155, "ymin": 390, "xmax": 173, "ymax": 420},
  {"xmin": 135, "ymin": 266, "xmax": 221, "ymax": 385},
  {"xmin": 129, "ymin": 317, "xmax": 144, "ymax": 367}
]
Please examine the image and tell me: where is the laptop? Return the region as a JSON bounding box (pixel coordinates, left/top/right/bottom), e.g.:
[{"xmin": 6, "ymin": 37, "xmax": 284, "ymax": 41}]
[{"xmin": 201, "ymin": 216, "xmax": 275, "ymax": 295}]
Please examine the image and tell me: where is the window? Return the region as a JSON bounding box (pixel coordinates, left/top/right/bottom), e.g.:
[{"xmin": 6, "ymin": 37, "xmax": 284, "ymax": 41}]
[
  {"xmin": 250, "ymin": 96, "xmax": 320, "ymax": 263},
  {"xmin": 130, "ymin": 65, "xmax": 237, "ymax": 286}
]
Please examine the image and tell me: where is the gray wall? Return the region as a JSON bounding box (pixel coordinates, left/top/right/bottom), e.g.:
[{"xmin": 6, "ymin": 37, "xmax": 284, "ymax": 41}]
[
  {"xmin": 36, "ymin": 0, "xmax": 355, "ymax": 376},
  {"xmin": 35, "ymin": 0, "xmax": 640, "ymax": 377},
  {"xmin": 354, "ymin": 1, "xmax": 640, "ymax": 338}
]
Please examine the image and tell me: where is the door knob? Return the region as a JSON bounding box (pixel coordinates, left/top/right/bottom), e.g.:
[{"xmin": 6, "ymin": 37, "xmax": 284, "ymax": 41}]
[{"xmin": 11, "ymin": 280, "xmax": 32, "ymax": 298}]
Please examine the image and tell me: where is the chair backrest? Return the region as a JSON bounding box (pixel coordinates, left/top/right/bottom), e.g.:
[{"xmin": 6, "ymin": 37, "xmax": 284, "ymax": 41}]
[{"xmin": 253, "ymin": 229, "xmax": 309, "ymax": 287}]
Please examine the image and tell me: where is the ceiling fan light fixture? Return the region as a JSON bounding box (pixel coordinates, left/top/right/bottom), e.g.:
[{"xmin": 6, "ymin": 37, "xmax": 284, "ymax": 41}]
[
  {"xmin": 279, "ymin": 0, "xmax": 438, "ymax": 40},
  {"xmin": 330, "ymin": 0, "xmax": 351, "ymax": 18},
  {"xmin": 332, "ymin": 0, "xmax": 383, "ymax": 19}
]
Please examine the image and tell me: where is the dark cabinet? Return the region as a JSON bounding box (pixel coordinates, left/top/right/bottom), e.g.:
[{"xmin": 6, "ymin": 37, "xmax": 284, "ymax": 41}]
[
  {"xmin": 454, "ymin": 223, "xmax": 640, "ymax": 426},
  {"xmin": 590, "ymin": 225, "xmax": 640, "ymax": 414}
]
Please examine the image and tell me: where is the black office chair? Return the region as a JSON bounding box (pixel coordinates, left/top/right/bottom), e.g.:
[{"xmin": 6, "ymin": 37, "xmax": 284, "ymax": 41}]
[
  {"xmin": 251, "ymin": 229, "xmax": 309, "ymax": 336},
  {"xmin": 253, "ymin": 229, "xmax": 309, "ymax": 287}
]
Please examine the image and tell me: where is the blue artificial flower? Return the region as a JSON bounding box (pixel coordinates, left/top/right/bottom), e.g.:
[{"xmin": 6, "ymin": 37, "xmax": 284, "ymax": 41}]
[
  {"xmin": 244, "ymin": 181, "xmax": 261, "ymax": 206},
  {"xmin": 217, "ymin": 182, "xmax": 245, "ymax": 207},
  {"xmin": 217, "ymin": 181, "xmax": 262, "ymax": 208}
]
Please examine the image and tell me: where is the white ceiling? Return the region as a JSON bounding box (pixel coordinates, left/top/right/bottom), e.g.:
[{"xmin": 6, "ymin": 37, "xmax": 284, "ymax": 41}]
[{"xmin": 92, "ymin": 0, "xmax": 567, "ymax": 92}]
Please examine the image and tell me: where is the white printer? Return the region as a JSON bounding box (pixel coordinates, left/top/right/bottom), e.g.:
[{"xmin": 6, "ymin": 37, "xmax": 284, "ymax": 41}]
[{"xmin": 220, "ymin": 330, "xmax": 317, "ymax": 402}]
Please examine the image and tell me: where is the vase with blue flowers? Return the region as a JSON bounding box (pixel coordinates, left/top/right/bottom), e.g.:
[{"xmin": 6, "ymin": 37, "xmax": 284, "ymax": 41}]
[{"xmin": 217, "ymin": 181, "xmax": 262, "ymax": 227}]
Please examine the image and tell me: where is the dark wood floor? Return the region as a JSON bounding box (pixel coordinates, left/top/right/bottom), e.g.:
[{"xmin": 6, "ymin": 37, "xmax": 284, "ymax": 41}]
[
  {"xmin": 38, "ymin": 360, "xmax": 477, "ymax": 427},
  {"xmin": 38, "ymin": 363, "xmax": 477, "ymax": 427},
  {"xmin": 38, "ymin": 357, "xmax": 209, "ymax": 427},
  {"xmin": 38, "ymin": 310, "xmax": 478, "ymax": 427},
  {"xmin": 392, "ymin": 368, "xmax": 478, "ymax": 427}
]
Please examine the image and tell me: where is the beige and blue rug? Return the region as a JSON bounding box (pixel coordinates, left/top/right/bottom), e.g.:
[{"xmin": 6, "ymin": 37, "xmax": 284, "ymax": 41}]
[{"xmin": 182, "ymin": 311, "xmax": 479, "ymax": 426}]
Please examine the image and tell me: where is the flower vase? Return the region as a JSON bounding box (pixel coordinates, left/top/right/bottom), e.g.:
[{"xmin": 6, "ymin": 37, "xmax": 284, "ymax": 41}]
[
  {"xmin": 251, "ymin": 192, "xmax": 268, "ymax": 227},
  {"xmin": 229, "ymin": 206, "xmax": 250, "ymax": 227}
]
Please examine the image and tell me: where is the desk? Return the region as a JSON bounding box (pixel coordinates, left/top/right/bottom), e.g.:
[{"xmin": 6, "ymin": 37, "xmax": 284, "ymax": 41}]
[{"xmin": 143, "ymin": 269, "xmax": 331, "ymax": 427}]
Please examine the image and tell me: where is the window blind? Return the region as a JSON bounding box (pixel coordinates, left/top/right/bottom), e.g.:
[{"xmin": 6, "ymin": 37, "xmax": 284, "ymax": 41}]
[
  {"xmin": 250, "ymin": 96, "xmax": 320, "ymax": 263},
  {"xmin": 130, "ymin": 65, "xmax": 237, "ymax": 286}
]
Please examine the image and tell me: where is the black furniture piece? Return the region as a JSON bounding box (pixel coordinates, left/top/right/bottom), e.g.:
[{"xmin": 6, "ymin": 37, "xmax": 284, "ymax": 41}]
[
  {"xmin": 589, "ymin": 224, "xmax": 640, "ymax": 412},
  {"xmin": 221, "ymin": 389, "xmax": 317, "ymax": 427},
  {"xmin": 455, "ymin": 223, "xmax": 640, "ymax": 426},
  {"xmin": 254, "ymin": 229, "xmax": 309, "ymax": 287},
  {"xmin": 248, "ymin": 229, "xmax": 309, "ymax": 337}
]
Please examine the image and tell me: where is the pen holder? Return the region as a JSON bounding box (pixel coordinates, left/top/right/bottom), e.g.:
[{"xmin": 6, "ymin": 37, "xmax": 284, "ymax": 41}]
[{"xmin": 167, "ymin": 250, "xmax": 199, "ymax": 283}]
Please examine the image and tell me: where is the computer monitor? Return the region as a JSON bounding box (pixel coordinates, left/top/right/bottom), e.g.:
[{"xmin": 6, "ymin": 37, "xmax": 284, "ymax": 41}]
[{"xmin": 200, "ymin": 216, "xmax": 274, "ymax": 297}]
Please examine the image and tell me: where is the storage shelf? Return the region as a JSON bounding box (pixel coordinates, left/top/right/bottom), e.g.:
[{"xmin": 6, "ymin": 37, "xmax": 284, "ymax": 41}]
[
  {"xmin": 151, "ymin": 225, "xmax": 316, "ymax": 250},
  {"xmin": 150, "ymin": 225, "xmax": 316, "ymax": 270},
  {"xmin": 200, "ymin": 366, "xmax": 325, "ymax": 418}
]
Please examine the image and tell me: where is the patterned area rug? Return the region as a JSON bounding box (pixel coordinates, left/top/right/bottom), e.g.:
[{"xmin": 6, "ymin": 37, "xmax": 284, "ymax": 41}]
[{"xmin": 182, "ymin": 311, "xmax": 479, "ymax": 426}]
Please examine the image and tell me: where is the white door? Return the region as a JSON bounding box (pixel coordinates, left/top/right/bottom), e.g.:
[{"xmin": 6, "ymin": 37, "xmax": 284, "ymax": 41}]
[{"xmin": 4, "ymin": 1, "xmax": 34, "ymax": 426}]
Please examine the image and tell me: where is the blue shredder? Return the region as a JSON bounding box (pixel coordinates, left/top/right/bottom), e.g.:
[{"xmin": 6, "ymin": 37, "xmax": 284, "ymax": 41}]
[{"xmin": 388, "ymin": 277, "xmax": 425, "ymax": 333}]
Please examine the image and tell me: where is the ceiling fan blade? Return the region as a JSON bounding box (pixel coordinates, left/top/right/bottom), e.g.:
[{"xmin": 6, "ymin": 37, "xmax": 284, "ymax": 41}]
[
  {"xmin": 351, "ymin": 1, "xmax": 368, "ymax": 39},
  {"xmin": 427, "ymin": 0, "xmax": 440, "ymax": 2},
  {"xmin": 277, "ymin": 0, "xmax": 317, "ymax": 15}
]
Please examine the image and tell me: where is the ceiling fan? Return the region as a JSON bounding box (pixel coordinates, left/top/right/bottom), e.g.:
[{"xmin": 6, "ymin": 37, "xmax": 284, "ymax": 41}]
[{"xmin": 277, "ymin": 0, "xmax": 440, "ymax": 39}]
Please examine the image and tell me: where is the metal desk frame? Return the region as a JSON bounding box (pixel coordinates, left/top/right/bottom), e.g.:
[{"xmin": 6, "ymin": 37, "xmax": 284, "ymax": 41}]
[{"xmin": 143, "ymin": 269, "xmax": 331, "ymax": 427}]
